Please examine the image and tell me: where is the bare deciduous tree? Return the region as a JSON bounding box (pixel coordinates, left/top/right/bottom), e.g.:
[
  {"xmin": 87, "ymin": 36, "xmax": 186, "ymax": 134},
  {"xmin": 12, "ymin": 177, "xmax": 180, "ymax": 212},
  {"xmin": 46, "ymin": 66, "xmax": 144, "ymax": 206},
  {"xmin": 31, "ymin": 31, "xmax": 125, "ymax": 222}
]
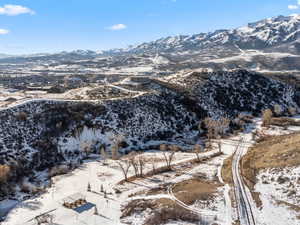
[
  {"xmin": 130, "ymin": 156, "xmax": 139, "ymax": 177},
  {"xmin": 262, "ymin": 109, "xmax": 273, "ymax": 126},
  {"xmin": 100, "ymin": 147, "xmax": 107, "ymax": 164},
  {"xmin": 159, "ymin": 143, "xmax": 176, "ymax": 170},
  {"xmin": 137, "ymin": 157, "xmax": 146, "ymax": 177},
  {"xmin": 150, "ymin": 158, "xmax": 157, "ymax": 175},
  {"xmin": 219, "ymin": 117, "xmax": 230, "ymax": 137},
  {"xmin": 288, "ymin": 107, "xmax": 297, "ymax": 116},
  {"xmin": 159, "ymin": 144, "xmax": 167, "ymax": 151},
  {"xmin": 204, "ymin": 117, "xmax": 218, "ymax": 147},
  {"xmin": 80, "ymin": 141, "xmax": 92, "ymax": 157},
  {"xmin": 205, "ymin": 117, "xmax": 230, "ymax": 139},
  {"xmin": 162, "ymin": 152, "xmax": 175, "ymax": 170},
  {"xmin": 274, "ymin": 104, "xmax": 282, "ymax": 116},
  {"xmin": 111, "ymin": 146, "xmax": 119, "ymax": 160},
  {"xmin": 117, "ymin": 160, "xmax": 131, "ymax": 181},
  {"xmin": 193, "ymin": 144, "xmax": 202, "ymax": 162},
  {"xmin": 110, "ymin": 134, "xmax": 124, "ymax": 160},
  {"xmin": 218, "ymin": 141, "xmax": 222, "ymax": 153},
  {"xmin": 170, "ymin": 145, "xmax": 180, "ymax": 152}
]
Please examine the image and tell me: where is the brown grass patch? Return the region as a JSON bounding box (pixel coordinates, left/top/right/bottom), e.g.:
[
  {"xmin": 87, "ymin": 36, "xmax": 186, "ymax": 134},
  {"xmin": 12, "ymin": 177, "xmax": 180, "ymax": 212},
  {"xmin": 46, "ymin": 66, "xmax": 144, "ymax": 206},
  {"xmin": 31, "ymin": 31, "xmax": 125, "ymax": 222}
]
[
  {"xmin": 270, "ymin": 117, "xmax": 300, "ymax": 127},
  {"xmin": 221, "ymin": 156, "xmax": 234, "ymax": 185},
  {"xmin": 122, "ymin": 175, "xmax": 222, "ymax": 224},
  {"xmin": 242, "ymin": 132, "xmax": 300, "ymax": 207},
  {"xmin": 145, "ymin": 198, "xmax": 200, "ymax": 225},
  {"xmin": 242, "ymin": 132, "xmax": 300, "ymax": 188},
  {"xmin": 276, "ymin": 200, "xmax": 300, "ymax": 213},
  {"xmin": 172, "ymin": 178, "xmax": 221, "ymax": 205},
  {"xmin": 121, "ymin": 198, "xmax": 199, "ymax": 225},
  {"xmin": 276, "ymin": 200, "xmax": 300, "ymax": 219}
]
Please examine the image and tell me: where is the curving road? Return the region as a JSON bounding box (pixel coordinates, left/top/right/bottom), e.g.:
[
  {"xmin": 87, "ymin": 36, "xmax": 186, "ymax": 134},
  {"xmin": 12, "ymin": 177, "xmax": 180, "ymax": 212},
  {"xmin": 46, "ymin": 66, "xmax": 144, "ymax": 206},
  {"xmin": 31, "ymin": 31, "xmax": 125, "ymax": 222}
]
[{"xmin": 232, "ymin": 137, "xmax": 256, "ymax": 225}]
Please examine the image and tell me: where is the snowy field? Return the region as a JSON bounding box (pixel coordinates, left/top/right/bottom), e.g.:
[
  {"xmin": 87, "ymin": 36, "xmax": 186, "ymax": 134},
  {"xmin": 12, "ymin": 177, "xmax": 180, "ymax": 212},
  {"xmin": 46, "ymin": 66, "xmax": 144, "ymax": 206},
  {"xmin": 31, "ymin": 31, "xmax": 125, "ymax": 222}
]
[
  {"xmin": 2, "ymin": 118, "xmax": 300, "ymax": 225},
  {"xmin": 254, "ymin": 167, "xmax": 300, "ymax": 225},
  {"xmin": 2, "ymin": 141, "xmax": 235, "ymax": 225},
  {"xmin": 251, "ymin": 119, "xmax": 300, "ymax": 225},
  {"xmin": 2, "ymin": 150, "xmax": 209, "ymax": 225}
]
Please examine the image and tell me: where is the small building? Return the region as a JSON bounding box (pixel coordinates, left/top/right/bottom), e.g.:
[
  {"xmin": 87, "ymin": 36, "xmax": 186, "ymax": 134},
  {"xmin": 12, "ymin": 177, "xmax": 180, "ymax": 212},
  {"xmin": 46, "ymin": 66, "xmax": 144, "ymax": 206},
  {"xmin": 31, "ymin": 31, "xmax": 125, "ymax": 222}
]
[{"xmin": 62, "ymin": 193, "xmax": 86, "ymax": 209}]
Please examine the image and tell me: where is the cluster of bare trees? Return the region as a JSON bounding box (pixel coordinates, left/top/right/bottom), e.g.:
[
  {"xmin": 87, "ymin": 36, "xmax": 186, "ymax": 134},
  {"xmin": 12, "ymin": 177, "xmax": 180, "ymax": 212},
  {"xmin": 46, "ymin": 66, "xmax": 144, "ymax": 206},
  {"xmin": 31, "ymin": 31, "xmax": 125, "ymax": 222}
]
[
  {"xmin": 78, "ymin": 134, "xmax": 125, "ymax": 161},
  {"xmin": 193, "ymin": 144, "xmax": 202, "ymax": 162},
  {"xmin": 110, "ymin": 134, "xmax": 124, "ymax": 160},
  {"xmin": 130, "ymin": 155, "xmax": 147, "ymax": 177},
  {"xmin": 117, "ymin": 144, "xmax": 180, "ymax": 181},
  {"xmin": 263, "ymin": 105, "xmax": 298, "ymax": 126},
  {"xmin": 117, "ymin": 154, "xmax": 147, "ymax": 182},
  {"xmin": 80, "ymin": 141, "xmax": 94, "ymax": 157},
  {"xmin": 204, "ymin": 117, "xmax": 230, "ymax": 146},
  {"xmin": 117, "ymin": 159, "xmax": 131, "ymax": 181},
  {"xmin": 100, "ymin": 147, "xmax": 107, "ymax": 164},
  {"xmin": 159, "ymin": 144, "xmax": 177, "ymax": 170}
]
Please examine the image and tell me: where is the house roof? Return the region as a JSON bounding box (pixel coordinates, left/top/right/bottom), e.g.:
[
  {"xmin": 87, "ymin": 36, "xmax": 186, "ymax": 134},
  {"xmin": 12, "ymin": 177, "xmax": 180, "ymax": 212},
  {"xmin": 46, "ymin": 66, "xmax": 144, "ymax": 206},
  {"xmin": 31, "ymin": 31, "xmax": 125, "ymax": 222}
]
[{"xmin": 62, "ymin": 193, "xmax": 85, "ymax": 204}]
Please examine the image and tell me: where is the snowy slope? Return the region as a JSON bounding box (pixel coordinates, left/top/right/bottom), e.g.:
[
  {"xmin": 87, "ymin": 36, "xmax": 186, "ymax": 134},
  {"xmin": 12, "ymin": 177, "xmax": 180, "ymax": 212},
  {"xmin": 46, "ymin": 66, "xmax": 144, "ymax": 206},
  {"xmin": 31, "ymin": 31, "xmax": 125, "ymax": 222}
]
[{"xmin": 0, "ymin": 70, "xmax": 299, "ymax": 201}]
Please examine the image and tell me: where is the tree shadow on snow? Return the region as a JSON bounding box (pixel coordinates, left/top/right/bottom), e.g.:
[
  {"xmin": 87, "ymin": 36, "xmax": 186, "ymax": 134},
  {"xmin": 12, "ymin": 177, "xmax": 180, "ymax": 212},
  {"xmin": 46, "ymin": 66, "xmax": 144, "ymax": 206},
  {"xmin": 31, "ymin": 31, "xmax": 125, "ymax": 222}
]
[{"xmin": 18, "ymin": 200, "xmax": 43, "ymax": 210}]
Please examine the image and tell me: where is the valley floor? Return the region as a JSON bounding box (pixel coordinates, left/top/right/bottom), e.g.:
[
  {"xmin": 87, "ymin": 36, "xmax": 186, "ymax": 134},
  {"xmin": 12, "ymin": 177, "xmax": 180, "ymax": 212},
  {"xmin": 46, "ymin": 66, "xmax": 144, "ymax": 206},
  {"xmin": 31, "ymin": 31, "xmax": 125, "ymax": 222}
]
[{"xmin": 2, "ymin": 118, "xmax": 300, "ymax": 225}]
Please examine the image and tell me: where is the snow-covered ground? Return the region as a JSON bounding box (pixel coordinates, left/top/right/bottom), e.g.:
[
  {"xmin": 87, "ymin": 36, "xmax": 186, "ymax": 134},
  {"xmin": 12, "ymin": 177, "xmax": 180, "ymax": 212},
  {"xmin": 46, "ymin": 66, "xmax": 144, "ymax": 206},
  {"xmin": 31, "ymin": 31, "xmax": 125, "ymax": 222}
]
[
  {"xmin": 120, "ymin": 140, "xmax": 242, "ymax": 225},
  {"xmin": 3, "ymin": 161, "xmax": 123, "ymax": 225},
  {"xmin": 3, "ymin": 141, "xmax": 236, "ymax": 225},
  {"xmin": 2, "ymin": 149, "xmax": 210, "ymax": 225},
  {"xmin": 2, "ymin": 117, "xmax": 300, "ymax": 225},
  {"xmin": 255, "ymin": 167, "xmax": 300, "ymax": 225},
  {"xmin": 250, "ymin": 119, "xmax": 300, "ymax": 225}
]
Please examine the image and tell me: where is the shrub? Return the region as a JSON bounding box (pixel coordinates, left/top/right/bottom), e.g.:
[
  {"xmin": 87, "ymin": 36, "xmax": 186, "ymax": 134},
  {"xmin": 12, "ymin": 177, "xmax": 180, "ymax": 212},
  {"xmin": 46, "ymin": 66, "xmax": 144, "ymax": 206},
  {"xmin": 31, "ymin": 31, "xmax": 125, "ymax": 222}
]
[
  {"xmin": 144, "ymin": 204, "xmax": 199, "ymax": 225},
  {"xmin": 49, "ymin": 165, "xmax": 69, "ymax": 177},
  {"xmin": 159, "ymin": 144, "xmax": 167, "ymax": 151},
  {"xmin": 21, "ymin": 181, "xmax": 39, "ymax": 194},
  {"xmin": 273, "ymin": 104, "xmax": 283, "ymax": 116},
  {"xmin": 262, "ymin": 109, "xmax": 273, "ymax": 126},
  {"xmin": 16, "ymin": 112, "xmax": 27, "ymax": 121},
  {"xmin": 288, "ymin": 107, "xmax": 297, "ymax": 116},
  {"xmin": 0, "ymin": 164, "xmax": 10, "ymax": 184}
]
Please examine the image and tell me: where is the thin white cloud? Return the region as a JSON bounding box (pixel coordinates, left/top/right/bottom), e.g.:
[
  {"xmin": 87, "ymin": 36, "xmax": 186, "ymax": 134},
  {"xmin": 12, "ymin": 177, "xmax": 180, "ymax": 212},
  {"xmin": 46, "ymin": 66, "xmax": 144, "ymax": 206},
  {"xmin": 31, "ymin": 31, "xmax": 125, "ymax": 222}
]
[
  {"xmin": 0, "ymin": 29, "xmax": 9, "ymax": 35},
  {"xmin": 288, "ymin": 4, "xmax": 299, "ymax": 10},
  {"xmin": 107, "ymin": 24, "xmax": 127, "ymax": 31},
  {"xmin": 0, "ymin": 4, "xmax": 35, "ymax": 16},
  {"xmin": 298, "ymin": 0, "xmax": 300, "ymax": 5}
]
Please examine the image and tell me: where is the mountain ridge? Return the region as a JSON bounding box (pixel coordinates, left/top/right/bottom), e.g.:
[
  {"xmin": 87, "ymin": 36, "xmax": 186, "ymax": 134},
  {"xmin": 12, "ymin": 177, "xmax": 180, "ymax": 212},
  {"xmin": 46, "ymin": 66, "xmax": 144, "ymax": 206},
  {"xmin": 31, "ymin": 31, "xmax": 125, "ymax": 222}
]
[
  {"xmin": 1, "ymin": 14, "xmax": 300, "ymax": 73},
  {"xmin": 1, "ymin": 14, "xmax": 299, "ymax": 58}
]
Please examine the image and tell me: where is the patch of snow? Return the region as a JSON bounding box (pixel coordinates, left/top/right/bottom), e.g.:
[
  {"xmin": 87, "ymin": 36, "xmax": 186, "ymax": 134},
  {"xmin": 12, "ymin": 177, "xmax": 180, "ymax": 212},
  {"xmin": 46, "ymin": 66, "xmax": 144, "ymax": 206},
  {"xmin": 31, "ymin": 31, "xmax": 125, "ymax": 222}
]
[{"xmin": 255, "ymin": 167, "xmax": 300, "ymax": 225}]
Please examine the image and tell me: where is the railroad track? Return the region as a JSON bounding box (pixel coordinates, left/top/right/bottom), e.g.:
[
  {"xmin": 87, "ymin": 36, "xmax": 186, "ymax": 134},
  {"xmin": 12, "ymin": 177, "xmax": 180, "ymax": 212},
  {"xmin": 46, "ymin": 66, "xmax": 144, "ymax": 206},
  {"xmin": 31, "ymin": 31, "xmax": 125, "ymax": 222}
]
[{"xmin": 232, "ymin": 138, "xmax": 256, "ymax": 225}]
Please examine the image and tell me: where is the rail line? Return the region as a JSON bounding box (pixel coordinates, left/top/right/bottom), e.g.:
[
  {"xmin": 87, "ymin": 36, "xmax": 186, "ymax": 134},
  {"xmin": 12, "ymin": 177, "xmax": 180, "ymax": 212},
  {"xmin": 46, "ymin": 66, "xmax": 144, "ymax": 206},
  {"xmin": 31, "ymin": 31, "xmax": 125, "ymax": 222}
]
[{"xmin": 232, "ymin": 138, "xmax": 256, "ymax": 225}]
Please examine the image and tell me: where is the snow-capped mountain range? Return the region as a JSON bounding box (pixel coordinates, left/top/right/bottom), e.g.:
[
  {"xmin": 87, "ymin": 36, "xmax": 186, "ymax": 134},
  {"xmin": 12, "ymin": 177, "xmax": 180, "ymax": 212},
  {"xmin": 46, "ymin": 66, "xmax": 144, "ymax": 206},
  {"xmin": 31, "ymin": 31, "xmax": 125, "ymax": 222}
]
[
  {"xmin": 1, "ymin": 14, "xmax": 300, "ymax": 73},
  {"xmin": 123, "ymin": 14, "xmax": 300, "ymax": 54}
]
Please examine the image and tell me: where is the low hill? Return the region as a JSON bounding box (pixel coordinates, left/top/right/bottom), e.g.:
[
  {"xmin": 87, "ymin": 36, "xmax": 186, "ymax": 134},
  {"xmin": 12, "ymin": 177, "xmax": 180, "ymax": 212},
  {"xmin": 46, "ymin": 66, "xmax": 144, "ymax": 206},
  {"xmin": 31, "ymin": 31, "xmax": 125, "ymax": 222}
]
[{"xmin": 0, "ymin": 70, "xmax": 299, "ymax": 200}]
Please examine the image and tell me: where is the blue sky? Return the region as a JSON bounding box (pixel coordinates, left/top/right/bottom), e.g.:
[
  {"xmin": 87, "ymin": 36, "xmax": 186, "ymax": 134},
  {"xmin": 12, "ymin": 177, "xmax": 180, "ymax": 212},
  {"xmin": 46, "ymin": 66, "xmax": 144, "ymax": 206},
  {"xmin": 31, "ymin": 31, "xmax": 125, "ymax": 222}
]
[{"xmin": 0, "ymin": 0, "xmax": 299, "ymax": 54}]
